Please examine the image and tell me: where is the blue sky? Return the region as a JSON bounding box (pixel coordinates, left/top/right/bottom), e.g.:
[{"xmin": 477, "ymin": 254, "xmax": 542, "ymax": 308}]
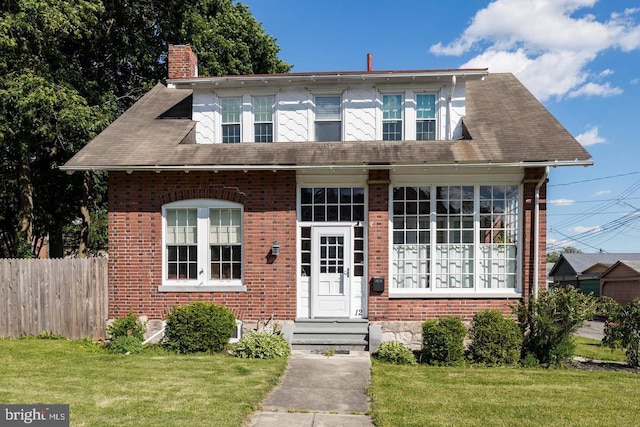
[{"xmin": 242, "ymin": 0, "xmax": 640, "ymax": 254}]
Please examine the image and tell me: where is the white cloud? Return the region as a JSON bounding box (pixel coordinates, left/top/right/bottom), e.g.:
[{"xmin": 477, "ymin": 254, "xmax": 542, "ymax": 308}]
[
  {"xmin": 594, "ymin": 190, "xmax": 611, "ymax": 196},
  {"xmin": 431, "ymin": 0, "xmax": 640, "ymax": 101},
  {"xmin": 549, "ymin": 198, "xmax": 576, "ymax": 206},
  {"xmin": 570, "ymin": 225, "xmax": 603, "ymax": 234},
  {"xmin": 568, "ymin": 82, "xmax": 623, "ymax": 98},
  {"xmin": 575, "ymin": 126, "xmax": 606, "ymax": 146},
  {"xmin": 631, "ymin": 78, "xmax": 640, "ymax": 85}
]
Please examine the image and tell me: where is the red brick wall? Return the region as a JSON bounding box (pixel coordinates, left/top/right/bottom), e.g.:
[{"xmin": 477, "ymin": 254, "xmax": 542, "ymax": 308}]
[{"xmin": 108, "ymin": 170, "xmax": 296, "ymax": 320}]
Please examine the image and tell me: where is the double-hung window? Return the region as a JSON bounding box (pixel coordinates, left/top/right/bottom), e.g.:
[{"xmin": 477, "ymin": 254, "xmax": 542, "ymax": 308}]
[
  {"xmin": 221, "ymin": 97, "xmax": 241, "ymax": 143},
  {"xmin": 253, "ymin": 96, "xmax": 274, "ymax": 142},
  {"xmin": 391, "ymin": 184, "xmax": 520, "ymax": 295},
  {"xmin": 416, "ymin": 94, "xmax": 436, "ymax": 140},
  {"xmin": 315, "ymin": 96, "xmax": 341, "ymax": 141},
  {"xmin": 162, "ymin": 200, "xmax": 244, "ymax": 291},
  {"xmin": 382, "ymin": 94, "xmax": 403, "ymax": 140}
]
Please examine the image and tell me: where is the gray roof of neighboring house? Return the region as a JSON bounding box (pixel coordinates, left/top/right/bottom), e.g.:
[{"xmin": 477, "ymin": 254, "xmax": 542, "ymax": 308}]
[
  {"xmin": 550, "ymin": 253, "xmax": 640, "ymax": 276},
  {"xmin": 62, "ymin": 72, "xmax": 592, "ymax": 171}
]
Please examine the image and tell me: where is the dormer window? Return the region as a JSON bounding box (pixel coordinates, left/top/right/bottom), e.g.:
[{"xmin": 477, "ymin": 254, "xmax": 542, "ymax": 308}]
[
  {"xmin": 382, "ymin": 94, "xmax": 403, "ymax": 140},
  {"xmin": 221, "ymin": 97, "xmax": 241, "ymax": 143},
  {"xmin": 315, "ymin": 96, "xmax": 341, "ymax": 141},
  {"xmin": 253, "ymin": 96, "xmax": 274, "ymax": 143},
  {"xmin": 416, "ymin": 94, "xmax": 436, "ymax": 141}
]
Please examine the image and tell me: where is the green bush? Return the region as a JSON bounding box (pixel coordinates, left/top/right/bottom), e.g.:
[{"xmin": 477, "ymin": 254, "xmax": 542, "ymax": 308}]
[
  {"xmin": 516, "ymin": 286, "xmax": 595, "ymax": 366},
  {"xmin": 595, "ymin": 296, "xmax": 620, "ymax": 318},
  {"xmin": 109, "ymin": 335, "xmax": 144, "ymax": 354},
  {"xmin": 233, "ymin": 331, "xmax": 290, "ymax": 359},
  {"xmin": 421, "ymin": 316, "xmax": 466, "ymax": 366},
  {"xmin": 107, "ymin": 308, "xmax": 146, "ymax": 341},
  {"xmin": 467, "ymin": 309, "xmax": 522, "ymax": 366},
  {"xmin": 603, "ymin": 298, "xmax": 640, "ymax": 367},
  {"xmin": 375, "ymin": 341, "xmax": 417, "ymax": 366},
  {"xmin": 164, "ymin": 301, "xmax": 236, "ymax": 354}
]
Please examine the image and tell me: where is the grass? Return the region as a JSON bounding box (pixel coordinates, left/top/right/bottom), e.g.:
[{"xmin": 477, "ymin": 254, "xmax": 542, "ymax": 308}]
[
  {"xmin": 0, "ymin": 338, "xmax": 286, "ymax": 427},
  {"xmin": 573, "ymin": 336, "xmax": 627, "ymax": 362},
  {"xmin": 369, "ymin": 361, "xmax": 640, "ymax": 427}
]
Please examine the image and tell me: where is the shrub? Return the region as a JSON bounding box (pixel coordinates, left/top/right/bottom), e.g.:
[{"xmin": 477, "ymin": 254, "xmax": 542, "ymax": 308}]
[
  {"xmin": 375, "ymin": 341, "xmax": 417, "ymax": 366},
  {"xmin": 467, "ymin": 309, "xmax": 522, "ymax": 366},
  {"xmin": 516, "ymin": 286, "xmax": 595, "ymax": 366},
  {"xmin": 595, "ymin": 296, "xmax": 620, "ymax": 318},
  {"xmin": 107, "ymin": 308, "xmax": 146, "ymax": 341},
  {"xmin": 233, "ymin": 331, "xmax": 291, "ymax": 359},
  {"xmin": 603, "ymin": 298, "xmax": 640, "ymax": 367},
  {"xmin": 109, "ymin": 335, "xmax": 144, "ymax": 354},
  {"xmin": 164, "ymin": 301, "xmax": 236, "ymax": 354},
  {"xmin": 421, "ymin": 316, "xmax": 466, "ymax": 366}
]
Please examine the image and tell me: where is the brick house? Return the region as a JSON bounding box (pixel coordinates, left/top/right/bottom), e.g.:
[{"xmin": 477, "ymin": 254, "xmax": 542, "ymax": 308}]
[{"xmin": 63, "ymin": 45, "xmax": 592, "ymax": 349}]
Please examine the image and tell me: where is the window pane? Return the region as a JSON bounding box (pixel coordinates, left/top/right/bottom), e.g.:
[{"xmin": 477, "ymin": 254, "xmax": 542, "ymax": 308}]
[
  {"xmin": 222, "ymin": 124, "xmax": 240, "ymax": 143},
  {"xmin": 315, "ymin": 96, "xmax": 340, "ymax": 120},
  {"xmin": 383, "ymin": 121, "xmax": 402, "ymax": 141},
  {"xmin": 383, "ymin": 95, "xmax": 402, "ymax": 120},
  {"xmin": 316, "ymin": 122, "xmax": 341, "ymax": 141},
  {"xmin": 416, "ymin": 94, "xmax": 436, "ymax": 119},
  {"xmin": 254, "ymin": 123, "xmax": 273, "ymax": 143},
  {"xmin": 417, "ymin": 120, "xmax": 435, "ymax": 140},
  {"xmin": 221, "ymin": 98, "xmax": 241, "ymax": 123},
  {"xmin": 253, "ymin": 96, "xmax": 273, "ymax": 122}
]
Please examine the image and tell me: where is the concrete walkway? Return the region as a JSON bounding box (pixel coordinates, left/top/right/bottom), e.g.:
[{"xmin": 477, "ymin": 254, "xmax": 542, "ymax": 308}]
[
  {"xmin": 248, "ymin": 350, "xmax": 375, "ymax": 427},
  {"xmin": 576, "ymin": 319, "xmax": 605, "ymax": 341}
]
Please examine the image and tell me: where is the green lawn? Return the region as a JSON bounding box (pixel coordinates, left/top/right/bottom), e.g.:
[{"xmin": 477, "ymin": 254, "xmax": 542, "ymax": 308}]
[
  {"xmin": 369, "ymin": 361, "xmax": 640, "ymax": 427},
  {"xmin": 0, "ymin": 338, "xmax": 286, "ymax": 427},
  {"xmin": 573, "ymin": 336, "xmax": 627, "ymax": 362}
]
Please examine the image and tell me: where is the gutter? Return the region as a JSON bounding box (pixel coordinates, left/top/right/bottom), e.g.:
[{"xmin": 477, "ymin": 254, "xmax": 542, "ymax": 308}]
[
  {"xmin": 533, "ymin": 166, "xmax": 550, "ymax": 300},
  {"xmin": 61, "ymin": 159, "xmax": 593, "ymax": 173}
]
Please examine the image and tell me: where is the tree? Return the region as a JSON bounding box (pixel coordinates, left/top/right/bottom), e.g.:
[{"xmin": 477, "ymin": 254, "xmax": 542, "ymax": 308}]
[
  {"xmin": 0, "ymin": 0, "xmax": 290, "ymax": 258},
  {"xmin": 547, "ymin": 246, "xmax": 582, "ymax": 263}
]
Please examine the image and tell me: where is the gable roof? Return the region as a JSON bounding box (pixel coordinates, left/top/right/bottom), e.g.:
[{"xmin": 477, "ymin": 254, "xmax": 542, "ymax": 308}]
[
  {"xmin": 601, "ymin": 260, "xmax": 640, "ymax": 277},
  {"xmin": 549, "ymin": 253, "xmax": 640, "ymax": 277},
  {"xmin": 62, "ymin": 72, "xmax": 592, "ymax": 172}
]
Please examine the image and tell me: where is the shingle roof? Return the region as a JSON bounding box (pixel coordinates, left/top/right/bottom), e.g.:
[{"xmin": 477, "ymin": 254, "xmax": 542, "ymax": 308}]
[
  {"xmin": 551, "ymin": 253, "xmax": 640, "ymax": 276},
  {"xmin": 62, "ymin": 72, "xmax": 592, "ymax": 171}
]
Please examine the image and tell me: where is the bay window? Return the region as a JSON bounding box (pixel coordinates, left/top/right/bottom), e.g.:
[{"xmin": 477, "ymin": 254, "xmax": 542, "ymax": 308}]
[{"xmin": 391, "ymin": 184, "xmax": 520, "ymax": 295}]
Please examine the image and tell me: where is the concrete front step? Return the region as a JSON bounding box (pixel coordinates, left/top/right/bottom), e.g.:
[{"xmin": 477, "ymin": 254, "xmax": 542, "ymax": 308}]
[{"xmin": 287, "ymin": 319, "xmax": 371, "ymax": 351}]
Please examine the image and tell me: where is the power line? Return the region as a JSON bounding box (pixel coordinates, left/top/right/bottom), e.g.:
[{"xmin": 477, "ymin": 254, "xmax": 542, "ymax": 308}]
[{"xmin": 549, "ymin": 171, "xmax": 640, "ymax": 187}]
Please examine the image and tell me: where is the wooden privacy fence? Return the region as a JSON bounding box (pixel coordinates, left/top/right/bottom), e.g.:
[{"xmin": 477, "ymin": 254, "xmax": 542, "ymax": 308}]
[{"xmin": 0, "ymin": 258, "xmax": 108, "ymax": 339}]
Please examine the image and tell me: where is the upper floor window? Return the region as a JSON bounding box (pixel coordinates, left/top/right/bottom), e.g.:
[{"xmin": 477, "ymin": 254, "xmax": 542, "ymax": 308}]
[
  {"xmin": 382, "ymin": 94, "xmax": 403, "ymax": 140},
  {"xmin": 163, "ymin": 199, "xmax": 244, "ymax": 289},
  {"xmin": 416, "ymin": 94, "xmax": 436, "ymax": 140},
  {"xmin": 315, "ymin": 96, "xmax": 341, "ymax": 141},
  {"xmin": 221, "ymin": 97, "xmax": 241, "ymax": 143},
  {"xmin": 253, "ymin": 96, "xmax": 274, "ymax": 143}
]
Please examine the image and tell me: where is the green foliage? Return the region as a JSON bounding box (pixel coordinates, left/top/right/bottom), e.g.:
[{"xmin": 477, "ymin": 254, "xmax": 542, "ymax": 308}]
[
  {"xmin": 467, "ymin": 310, "xmax": 522, "ymax": 366},
  {"xmin": 107, "ymin": 308, "xmax": 146, "ymax": 341},
  {"xmin": 603, "ymin": 298, "xmax": 640, "ymax": 367},
  {"xmin": 516, "ymin": 286, "xmax": 596, "ymax": 366},
  {"xmin": 233, "ymin": 331, "xmax": 290, "ymax": 359},
  {"xmin": 421, "ymin": 317, "xmax": 466, "ymax": 366},
  {"xmin": 546, "ymin": 246, "xmax": 582, "ymax": 263},
  {"xmin": 375, "ymin": 341, "xmax": 417, "ymax": 366},
  {"xmin": 595, "ymin": 296, "xmax": 620, "ymax": 318},
  {"xmin": 35, "ymin": 331, "xmax": 67, "ymax": 340},
  {"xmin": 164, "ymin": 301, "xmax": 236, "ymax": 354},
  {"xmin": 109, "ymin": 335, "xmax": 144, "ymax": 354}
]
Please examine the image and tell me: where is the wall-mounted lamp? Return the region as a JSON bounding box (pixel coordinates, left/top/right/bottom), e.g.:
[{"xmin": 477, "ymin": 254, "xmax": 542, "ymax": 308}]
[{"xmin": 271, "ymin": 241, "xmax": 280, "ymax": 257}]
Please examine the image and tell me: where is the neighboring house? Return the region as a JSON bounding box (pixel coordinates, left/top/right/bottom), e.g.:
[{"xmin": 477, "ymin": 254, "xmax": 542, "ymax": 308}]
[
  {"xmin": 62, "ymin": 45, "xmax": 591, "ymax": 348},
  {"xmin": 600, "ymin": 260, "xmax": 640, "ymax": 306},
  {"xmin": 549, "ymin": 253, "xmax": 640, "ymax": 296}
]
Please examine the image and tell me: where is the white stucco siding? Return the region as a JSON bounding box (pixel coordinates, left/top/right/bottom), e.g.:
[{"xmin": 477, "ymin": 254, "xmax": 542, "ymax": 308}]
[
  {"xmin": 277, "ymin": 88, "xmax": 310, "ymax": 142},
  {"xmin": 449, "ymin": 80, "xmax": 466, "ymax": 140},
  {"xmin": 344, "ymin": 86, "xmax": 377, "ymax": 141},
  {"xmin": 193, "ymin": 90, "xmax": 215, "ymax": 144}
]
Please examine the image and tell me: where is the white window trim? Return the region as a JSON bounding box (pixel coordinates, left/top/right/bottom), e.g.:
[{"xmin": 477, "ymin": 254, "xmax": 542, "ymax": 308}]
[
  {"xmin": 378, "ymin": 90, "xmax": 442, "ymax": 141},
  {"xmin": 387, "ymin": 183, "xmax": 523, "ymax": 298},
  {"xmin": 252, "ymin": 95, "xmax": 275, "ymax": 143},
  {"xmin": 311, "ymin": 92, "xmax": 344, "ymax": 142},
  {"xmin": 212, "ymin": 93, "xmax": 277, "ymax": 143},
  {"xmin": 159, "ymin": 199, "xmax": 246, "ymax": 292}
]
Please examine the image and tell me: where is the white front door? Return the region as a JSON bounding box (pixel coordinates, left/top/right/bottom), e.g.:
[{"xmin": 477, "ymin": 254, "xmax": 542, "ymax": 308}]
[{"xmin": 311, "ymin": 226, "xmax": 351, "ymax": 318}]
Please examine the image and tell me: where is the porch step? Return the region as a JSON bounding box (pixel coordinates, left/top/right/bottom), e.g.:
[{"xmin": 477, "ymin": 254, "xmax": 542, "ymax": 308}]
[{"xmin": 288, "ymin": 319, "xmax": 371, "ymax": 352}]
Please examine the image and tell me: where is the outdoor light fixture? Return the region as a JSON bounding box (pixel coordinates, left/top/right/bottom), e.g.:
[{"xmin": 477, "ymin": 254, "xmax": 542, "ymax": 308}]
[{"xmin": 271, "ymin": 241, "xmax": 280, "ymax": 257}]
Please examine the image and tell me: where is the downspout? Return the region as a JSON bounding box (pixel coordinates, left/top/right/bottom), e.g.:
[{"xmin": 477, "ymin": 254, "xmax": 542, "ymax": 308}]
[
  {"xmin": 533, "ymin": 166, "xmax": 549, "ymax": 299},
  {"xmin": 447, "ymin": 75, "xmax": 456, "ymax": 140}
]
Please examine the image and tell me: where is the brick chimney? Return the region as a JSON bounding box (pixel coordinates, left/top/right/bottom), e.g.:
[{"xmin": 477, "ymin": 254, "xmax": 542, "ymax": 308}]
[{"xmin": 168, "ymin": 44, "xmax": 198, "ymax": 79}]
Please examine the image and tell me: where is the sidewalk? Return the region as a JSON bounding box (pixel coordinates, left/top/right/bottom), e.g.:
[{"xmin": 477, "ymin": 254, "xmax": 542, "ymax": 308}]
[{"xmin": 248, "ymin": 350, "xmax": 375, "ymax": 427}]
